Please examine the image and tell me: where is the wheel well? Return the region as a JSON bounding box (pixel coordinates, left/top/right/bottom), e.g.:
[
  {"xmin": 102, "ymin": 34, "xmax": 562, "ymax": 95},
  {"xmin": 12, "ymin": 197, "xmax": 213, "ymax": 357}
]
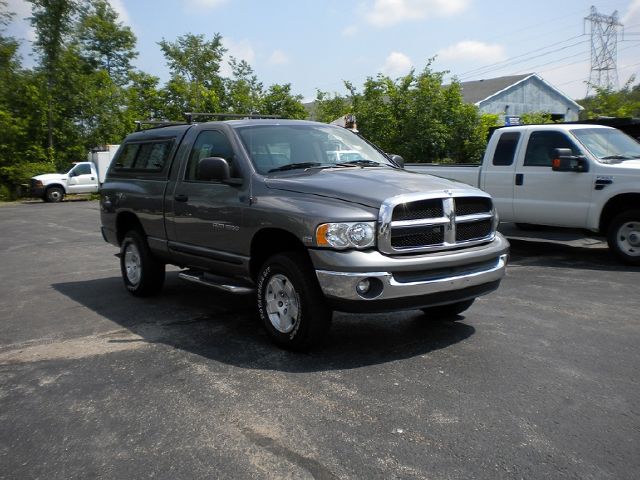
[
  {"xmin": 46, "ymin": 184, "xmax": 65, "ymax": 192},
  {"xmin": 599, "ymin": 194, "xmax": 640, "ymax": 234},
  {"xmin": 249, "ymin": 228, "xmax": 308, "ymax": 281},
  {"xmin": 116, "ymin": 212, "xmax": 144, "ymax": 245}
]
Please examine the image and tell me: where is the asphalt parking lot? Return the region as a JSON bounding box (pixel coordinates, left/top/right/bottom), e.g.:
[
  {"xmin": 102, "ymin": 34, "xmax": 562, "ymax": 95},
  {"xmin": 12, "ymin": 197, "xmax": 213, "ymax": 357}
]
[{"xmin": 1, "ymin": 200, "xmax": 638, "ymax": 480}]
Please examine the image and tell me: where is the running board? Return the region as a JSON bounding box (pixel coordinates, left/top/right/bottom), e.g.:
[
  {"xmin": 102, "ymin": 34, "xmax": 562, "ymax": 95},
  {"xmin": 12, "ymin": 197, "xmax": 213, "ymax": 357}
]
[{"xmin": 178, "ymin": 270, "xmax": 255, "ymax": 294}]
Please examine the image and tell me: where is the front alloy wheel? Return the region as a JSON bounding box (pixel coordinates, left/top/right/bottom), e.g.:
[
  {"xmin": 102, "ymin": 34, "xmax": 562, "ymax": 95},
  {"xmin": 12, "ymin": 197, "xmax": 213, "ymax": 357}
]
[
  {"xmin": 257, "ymin": 252, "xmax": 332, "ymax": 350},
  {"xmin": 264, "ymin": 273, "xmax": 300, "ymax": 334}
]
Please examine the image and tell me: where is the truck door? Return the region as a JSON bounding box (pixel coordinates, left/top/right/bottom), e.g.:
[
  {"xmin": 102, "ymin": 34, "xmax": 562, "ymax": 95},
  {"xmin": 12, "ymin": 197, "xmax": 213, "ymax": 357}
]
[
  {"xmin": 513, "ymin": 130, "xmax": 593, "ymax": 227},
  {"xmin": 67, "ymin": 163, "xmax": 98, "ymax": 193},
  {"xmin": 170, "ymin": 129, "xmax": 247, "ymax": 271},
  {"xmin": 481, "ymin": 130, "xmax": 521, "ymax": 222}
]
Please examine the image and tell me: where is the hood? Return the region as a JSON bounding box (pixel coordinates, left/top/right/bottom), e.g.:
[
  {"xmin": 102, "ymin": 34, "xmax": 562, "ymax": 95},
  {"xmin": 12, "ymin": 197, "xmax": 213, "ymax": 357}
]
[
  {"xmin": 600, "ymin": 159, "xmax": 640, "ymax": 173},
  {"xmin": 32, "ymin": 173, "xmax": 67, "ymax": 183},
  {"xmin": 265, "ymin": 167, "xmax": 481, "ymax": 208}
]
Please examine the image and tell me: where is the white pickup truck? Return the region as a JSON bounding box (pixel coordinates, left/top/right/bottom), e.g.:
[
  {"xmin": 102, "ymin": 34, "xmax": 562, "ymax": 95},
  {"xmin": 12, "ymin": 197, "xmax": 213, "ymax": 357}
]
[
  {"xmin": 30, "ymin": 145, "xmax": 119, "ymax": 202},
  {"xmin": 408, "ymin": 124, "xmax": 640, "ymax": 265}
]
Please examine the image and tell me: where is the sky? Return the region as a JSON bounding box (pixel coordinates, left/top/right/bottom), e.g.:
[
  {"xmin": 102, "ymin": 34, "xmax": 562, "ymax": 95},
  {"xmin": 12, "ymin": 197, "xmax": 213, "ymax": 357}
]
[{"xmin": 5, "ymin": 0, "xmax": 640, "ymax": 102}]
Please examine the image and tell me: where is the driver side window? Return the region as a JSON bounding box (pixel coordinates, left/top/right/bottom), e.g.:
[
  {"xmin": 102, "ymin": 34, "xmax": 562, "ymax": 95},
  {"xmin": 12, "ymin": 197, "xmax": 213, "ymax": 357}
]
[
  {"xmin": 70, "ymin": 164, "xmax": 91, "ymax": 176},
  {"xmin": 186, "ymin": 130, "xmax": 235, "ymax": 181},
  {"xmin": 524, "ymin": 131, "xmax": 581, "ymax": 167}
]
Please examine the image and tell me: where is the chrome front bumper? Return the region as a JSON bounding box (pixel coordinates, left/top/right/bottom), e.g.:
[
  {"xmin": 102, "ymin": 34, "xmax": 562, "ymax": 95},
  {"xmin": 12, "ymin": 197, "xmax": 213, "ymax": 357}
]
[
  {"xmin": 316, "ymin": 253, "xmax": 507, "ymax": 301},
  {"xmin": 311, "ymin": 234, "xmax": 509, "ymax": 311}
]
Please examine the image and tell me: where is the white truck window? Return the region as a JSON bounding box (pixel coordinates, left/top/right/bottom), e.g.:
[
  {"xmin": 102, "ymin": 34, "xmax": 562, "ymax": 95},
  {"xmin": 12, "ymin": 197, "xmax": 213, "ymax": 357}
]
[
  {"xmin": 492, "ymin": 132, "xmax": 520, "ymax": 166},
  {"xmin": 524, "ymin": 132, "xmax": 580, "ymax": 167}
]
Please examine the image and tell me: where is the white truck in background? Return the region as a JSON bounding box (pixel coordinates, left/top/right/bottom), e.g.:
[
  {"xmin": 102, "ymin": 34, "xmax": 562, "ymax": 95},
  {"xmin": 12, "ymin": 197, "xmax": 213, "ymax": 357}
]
[
  {"xmin": 30, "ymin": 144, "xmax": 120, "ymax": 203},
  {"xmin": 407, "ymin": 124, "xmax": 640, "ymax": 265}
]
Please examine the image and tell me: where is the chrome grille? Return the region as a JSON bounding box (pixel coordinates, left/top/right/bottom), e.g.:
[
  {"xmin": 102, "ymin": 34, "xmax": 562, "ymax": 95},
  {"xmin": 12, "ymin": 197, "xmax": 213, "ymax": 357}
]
[
  {"xmin": 378, "ymin": 192, "xmax": 496, "ymax": 254},
  {"xmin": 456, "ymin": 220, "xmax": 492, "ymax": 242},
  {"xmin": 455, "ymin": 197, "xmax": 492, "ymax": 216},
  {"xmin": 392, "ymin": 199, "xmax": 443, "ymax": 221}
]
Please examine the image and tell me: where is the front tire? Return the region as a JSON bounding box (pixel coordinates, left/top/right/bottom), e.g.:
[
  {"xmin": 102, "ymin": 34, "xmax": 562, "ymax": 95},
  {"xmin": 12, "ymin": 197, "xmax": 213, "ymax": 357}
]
[
  {"xmin": 257, "ymin": 252, "xmax": 332, "ymax": 350},
  {"xmin": 421, "ymin": 299, "xmax": 475, "ymax": 319},
  {"xmin": 120, "ymin": 230, "xmax": 165, "ymax": 296},
  {"xmin": 44, "ymin": 186, "xmax": 64, "ymax": 203},
  {"xmin": 607, "ymin": 210, "xmax": 640, "ymax": 266}
]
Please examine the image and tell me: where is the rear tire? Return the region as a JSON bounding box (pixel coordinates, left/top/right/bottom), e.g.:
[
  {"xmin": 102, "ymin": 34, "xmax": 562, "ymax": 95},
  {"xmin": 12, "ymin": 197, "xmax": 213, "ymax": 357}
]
[
  {"xmin": 44, "ymin": 186, "xmax": 64, "ymax": 203},
  {"xmin": 120, "ymin": 230, "xmax": 165, "ymax": 296},
  {"xmin": 420, "ymin": 299, "xmax": 475, "ymax": 319},
  {"xmin": 256, "ymin": 252, "xmax": 332, "ymax": 350},
  {"xmin": 607, "ymin": 210, "xmax": 640, "ymax": 266}
]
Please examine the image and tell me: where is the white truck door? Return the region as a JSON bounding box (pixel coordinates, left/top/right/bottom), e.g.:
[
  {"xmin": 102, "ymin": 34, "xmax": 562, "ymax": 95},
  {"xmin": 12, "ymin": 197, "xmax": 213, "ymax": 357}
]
[
  {"xmin": 66, "ymin": 163, "xmax": 99, "ymax": 194},
  {"xmin": 512, "ymin": 130, "xmax": 594, "ymax": 227},
  {"xmin": 480, "ymin": 130, "xmax": 522, "ymax": 222}
]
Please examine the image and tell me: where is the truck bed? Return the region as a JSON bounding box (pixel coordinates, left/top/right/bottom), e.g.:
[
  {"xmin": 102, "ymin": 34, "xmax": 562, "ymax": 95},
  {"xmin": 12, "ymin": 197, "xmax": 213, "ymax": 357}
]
[{"xmin": 406, "ymin": 163, "xmax": 481, "ymax": 188}]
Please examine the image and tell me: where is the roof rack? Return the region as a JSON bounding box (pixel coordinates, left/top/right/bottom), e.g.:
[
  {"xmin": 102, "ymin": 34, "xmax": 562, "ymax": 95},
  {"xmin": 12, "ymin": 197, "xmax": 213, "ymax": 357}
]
[
  {"xmin": 134, "ymin": 120, "xmax": 187, "ymax": 131},
  {"xmin": 134, "ymin": 113, "xmax": 283, "ymax": 131},
  {"xmin": 184, "ymin": 112, "xmax": 282, "ymax": 124}
]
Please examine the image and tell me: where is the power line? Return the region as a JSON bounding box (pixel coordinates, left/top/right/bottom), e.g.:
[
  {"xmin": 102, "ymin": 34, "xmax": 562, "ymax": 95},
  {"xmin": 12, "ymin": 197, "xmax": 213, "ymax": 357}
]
[
  {"xmin": 458, "ymin": 36, "xmax": 587, "ymax": 79},
  {"xmin": 546, "ymin": 42, "xmax": 640, "ymax": 90}
]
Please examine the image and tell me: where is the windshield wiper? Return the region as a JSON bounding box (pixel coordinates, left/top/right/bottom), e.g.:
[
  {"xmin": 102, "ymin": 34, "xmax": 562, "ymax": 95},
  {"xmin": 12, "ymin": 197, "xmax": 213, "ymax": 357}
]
[
  {"xmin": 335, "ymin": 159, "xmax": 385, "ymax": 167},
  {"xmin": 268, "ymin": 162, "xmax": 323, "ymax": 173}
]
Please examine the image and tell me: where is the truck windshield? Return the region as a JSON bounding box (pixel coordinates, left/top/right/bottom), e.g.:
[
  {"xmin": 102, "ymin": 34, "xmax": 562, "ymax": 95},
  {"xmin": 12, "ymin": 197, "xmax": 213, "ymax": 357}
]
[
  {"xmin": 570, "ymin": 128, "xmax": 640, "ymax": 162},
  {"xmin": 235, "ymin": 124, "xmax": 393, "ymax": 174}
]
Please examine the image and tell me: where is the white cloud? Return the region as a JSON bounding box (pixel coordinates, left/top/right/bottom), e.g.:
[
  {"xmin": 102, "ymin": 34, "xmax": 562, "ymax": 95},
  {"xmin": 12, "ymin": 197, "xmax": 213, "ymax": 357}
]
[
  {"xmin": 623, "ymin": 0, "xmax": 640, "ymax": 24},
  {"xmin": 184, "ymin": 0, "xmax": 228, "ymax": 11},
  {"xmin": 267, "ymin": 50, "xmax": 289, "ymax": 66},
  {"xmin": 381, "ymin": 51, "xmax": 413, "ymax": 76},
  {"xmin": 365, "ymin": 0, "xmax": 470, "ymax": 27},
  {"xmin": 438, "ymin": 41, "xmax": 506, "ymax": 63},
  {"xmin": 220, "ymin": 38, "xmax": 256, "ymax": 77},
  {"xmin": 342, "ymin": 25, "xmax": 359, "ymax": 37},
  {"xmin": 108, "ymin": 0, "xmax": 131, "ymax": 25}
]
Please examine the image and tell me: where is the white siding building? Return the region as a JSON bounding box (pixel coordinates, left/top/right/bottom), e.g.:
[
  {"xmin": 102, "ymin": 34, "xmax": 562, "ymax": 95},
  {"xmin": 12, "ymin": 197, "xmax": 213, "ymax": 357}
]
[{"xmin": 460, "ymin": 73, "xmax": 583, "ymax": 122}]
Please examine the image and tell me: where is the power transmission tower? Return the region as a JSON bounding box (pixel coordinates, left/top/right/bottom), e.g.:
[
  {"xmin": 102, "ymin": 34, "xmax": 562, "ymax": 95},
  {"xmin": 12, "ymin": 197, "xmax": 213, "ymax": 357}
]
[{"xmin": 584, "ymin": 6, "xmax": 623, "ymax": 96}]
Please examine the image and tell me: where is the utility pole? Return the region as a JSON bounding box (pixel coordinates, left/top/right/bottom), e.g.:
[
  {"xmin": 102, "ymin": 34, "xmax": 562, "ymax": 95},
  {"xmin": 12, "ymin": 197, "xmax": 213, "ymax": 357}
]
[{"xmin": 584, "ymin": 6, "xmax": 623, "ymax": 96}]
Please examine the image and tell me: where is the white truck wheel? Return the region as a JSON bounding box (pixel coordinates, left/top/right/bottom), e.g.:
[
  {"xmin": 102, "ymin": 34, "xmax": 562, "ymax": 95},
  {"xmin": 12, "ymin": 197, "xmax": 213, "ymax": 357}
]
[{"xmin": 607, "ymin": 210, "xmax": 640, "ymax": 266}]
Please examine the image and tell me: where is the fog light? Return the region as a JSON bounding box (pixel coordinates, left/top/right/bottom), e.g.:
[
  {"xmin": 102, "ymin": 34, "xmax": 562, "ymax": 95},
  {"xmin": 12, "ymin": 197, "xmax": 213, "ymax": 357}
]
[{"xmin": 356, "ymin": 278, "xmax": 371, "ymax": 295}]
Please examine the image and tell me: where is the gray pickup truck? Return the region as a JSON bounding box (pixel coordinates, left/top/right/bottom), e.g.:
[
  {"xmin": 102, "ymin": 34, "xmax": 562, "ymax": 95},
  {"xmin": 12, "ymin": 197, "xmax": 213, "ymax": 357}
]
[{"xmin": 100, "ymin": 119, "xmax": 509, "ymax": 349}]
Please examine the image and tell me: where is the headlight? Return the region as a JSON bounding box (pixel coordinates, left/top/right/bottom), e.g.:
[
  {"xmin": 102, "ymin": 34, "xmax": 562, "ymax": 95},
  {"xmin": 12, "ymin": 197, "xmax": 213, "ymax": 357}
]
[{"xmin": 315, "ymin": 222, "xmax": 376, "ymax": 249}]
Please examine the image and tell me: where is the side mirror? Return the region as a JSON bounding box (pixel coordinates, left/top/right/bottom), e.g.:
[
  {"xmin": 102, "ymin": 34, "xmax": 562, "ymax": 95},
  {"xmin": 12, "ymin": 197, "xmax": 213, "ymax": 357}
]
[
  {"xmin": 197, "ymin": 157, "xmax": 231, "ymax": 181},
  {"xmin": 388, "ymin": 154, "xmax": 405, "ymax": 169},
  {"xmin": 552, "ymin": 148, "xmax": 589, "ymax": 173}
]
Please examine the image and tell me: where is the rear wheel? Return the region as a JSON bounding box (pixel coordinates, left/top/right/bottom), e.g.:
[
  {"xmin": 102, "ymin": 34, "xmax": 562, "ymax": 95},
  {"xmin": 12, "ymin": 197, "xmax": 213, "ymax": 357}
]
[
  {"xmin": 120, "ymin": 230, "xmax": 165, "ymax": 296},
  {"xmin": 44, "ymin": 186, "xmax": 64, "ymax": 203},
  {"xmin": 607, "ymin": 210, "xmax": 640, "ymax": 266},
  {"xmin": 257, "ymin": 252, "xmax": 332, "ymax": 350},
  {"xmin": 420, "ymin": 299, "xmax": 475, "ymax": 320}
]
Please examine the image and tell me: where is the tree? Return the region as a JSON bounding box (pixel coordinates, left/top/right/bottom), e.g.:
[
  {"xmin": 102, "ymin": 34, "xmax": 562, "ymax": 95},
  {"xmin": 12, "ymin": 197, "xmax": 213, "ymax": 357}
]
[
  {"xmin": 0, "ymin": 1, "xmax": 53, "ymax": 199},
  {"xmin": 579, "ymin": 77, "xmax": 640, "ymax": 119},
  {"xmin": 224, "ymin": 57, "xmax": 263, "ymax": 113},
  {"xmin": 29, "ymin": 0, "xmax": 80, "ymax": 155},
  {"xmin": 77, "ymin": 0, "xmax": 137, "ymax": 83},
  {"xmin": 158, "ymin": 33, "xmax": 226, "ymax": 113},
  {"xmin": 312, "ymin": 90, "xmax": 350, "ymax": 123},
  {"xmin": 520, "ymin": 112, "xmax": 554, "ymax": 124},
  {"xmin": 341, "ymin": 64, "xmax": 487, "ymax": 163},
  {"xmin": 260, "ymin": 83, "xmax": 307, "ymax": 119}
]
